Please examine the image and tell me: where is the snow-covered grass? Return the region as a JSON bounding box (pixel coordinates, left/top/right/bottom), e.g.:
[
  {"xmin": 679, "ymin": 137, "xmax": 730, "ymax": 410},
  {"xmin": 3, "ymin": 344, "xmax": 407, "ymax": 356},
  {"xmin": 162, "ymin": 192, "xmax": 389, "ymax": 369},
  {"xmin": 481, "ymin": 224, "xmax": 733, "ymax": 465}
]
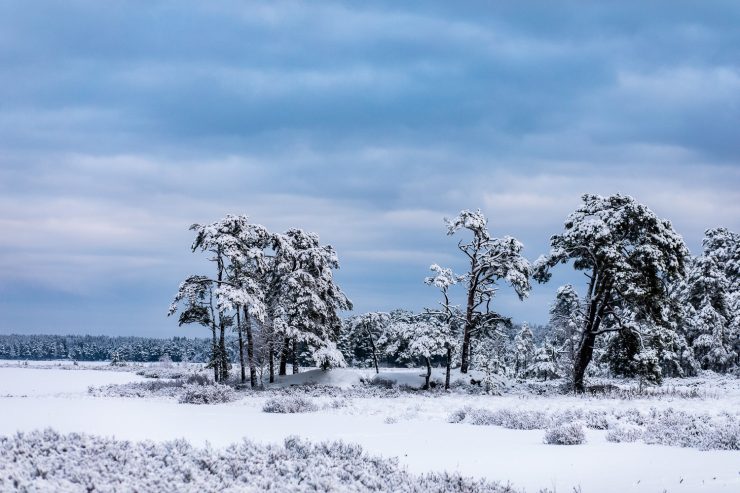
[
  {"xmin": 0, "ymin": 429, "xmax": 516, "ymax": 493},
  {"xmin": 2, "ymin": 365, "xmax": 739, "ymax": 492}
]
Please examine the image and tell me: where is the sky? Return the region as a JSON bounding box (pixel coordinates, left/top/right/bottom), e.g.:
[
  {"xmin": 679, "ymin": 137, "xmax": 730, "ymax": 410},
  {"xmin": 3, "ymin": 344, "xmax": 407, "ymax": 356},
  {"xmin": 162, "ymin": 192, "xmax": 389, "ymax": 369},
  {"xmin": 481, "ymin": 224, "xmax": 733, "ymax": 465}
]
[{"xmin": 1, "ymin": 1, "xmax": 739, "ymax": 337}]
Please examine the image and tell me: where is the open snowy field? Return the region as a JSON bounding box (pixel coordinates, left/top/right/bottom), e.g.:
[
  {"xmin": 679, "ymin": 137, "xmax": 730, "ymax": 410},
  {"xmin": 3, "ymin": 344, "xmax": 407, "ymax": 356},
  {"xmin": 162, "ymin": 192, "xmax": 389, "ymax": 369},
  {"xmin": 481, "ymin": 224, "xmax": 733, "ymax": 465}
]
[{"xmin": 1, "ymin": 364, "xmax": 738, "ymax": 492}]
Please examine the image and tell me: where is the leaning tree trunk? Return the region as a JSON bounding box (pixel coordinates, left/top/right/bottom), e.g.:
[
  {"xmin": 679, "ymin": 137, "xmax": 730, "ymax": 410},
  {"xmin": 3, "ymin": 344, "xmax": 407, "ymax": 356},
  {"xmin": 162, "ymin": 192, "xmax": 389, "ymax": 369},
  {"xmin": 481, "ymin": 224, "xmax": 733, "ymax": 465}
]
[
  {"xmin": 236, "ymin": 309, "xmax": 246, "ymax": 384},
  {"xmin": 244, "ymin": 307, "xmax": 257, "ymax": 388},
  {"xmin": 445, "ymin": 345, "xmax": 452, "ymax": 390},
  {"xmin": 573, "ymin": 276, "xmax": 612, "ymax": 393},
  {"xmin": 279, "ymin": 337, "xmax": 289, "ymax": 376},
  {"xmin": 292, "ymin": 338, "xmax": 299, "ymax": 374}
]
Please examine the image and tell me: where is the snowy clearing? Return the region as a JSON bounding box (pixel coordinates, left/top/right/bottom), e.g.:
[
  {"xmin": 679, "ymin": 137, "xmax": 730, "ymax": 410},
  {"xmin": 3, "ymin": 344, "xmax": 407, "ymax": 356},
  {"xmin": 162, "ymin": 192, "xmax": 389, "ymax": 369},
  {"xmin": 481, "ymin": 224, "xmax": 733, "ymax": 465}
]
[{"xmin": 1, "ymin": 366, "xmax": 739, "ymax": 492}]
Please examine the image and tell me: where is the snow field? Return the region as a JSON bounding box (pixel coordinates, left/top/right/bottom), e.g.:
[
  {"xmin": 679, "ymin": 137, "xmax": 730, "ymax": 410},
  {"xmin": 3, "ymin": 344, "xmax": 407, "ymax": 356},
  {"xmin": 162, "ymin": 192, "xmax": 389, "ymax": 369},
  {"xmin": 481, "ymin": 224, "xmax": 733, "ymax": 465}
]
[{"xmin": 0, "ymin": 366, "xmax": 738, "ymax": 492}]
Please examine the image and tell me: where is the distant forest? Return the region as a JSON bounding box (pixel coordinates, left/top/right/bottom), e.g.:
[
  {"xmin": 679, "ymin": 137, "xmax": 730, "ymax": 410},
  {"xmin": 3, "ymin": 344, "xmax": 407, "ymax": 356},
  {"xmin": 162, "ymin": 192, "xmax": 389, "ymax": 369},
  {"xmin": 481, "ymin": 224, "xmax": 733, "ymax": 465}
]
[{"xmin": 0, "ymin": 334, "xmax": 215, "ymax": 363}]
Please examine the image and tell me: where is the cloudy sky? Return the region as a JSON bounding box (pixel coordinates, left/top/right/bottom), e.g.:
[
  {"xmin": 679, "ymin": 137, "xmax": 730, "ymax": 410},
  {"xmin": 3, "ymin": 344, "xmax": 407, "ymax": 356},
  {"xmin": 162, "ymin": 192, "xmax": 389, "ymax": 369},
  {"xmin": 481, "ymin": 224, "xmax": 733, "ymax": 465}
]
[{"xmin": 1, "ymin": 1, "xmax": 739, "ymax": 337}]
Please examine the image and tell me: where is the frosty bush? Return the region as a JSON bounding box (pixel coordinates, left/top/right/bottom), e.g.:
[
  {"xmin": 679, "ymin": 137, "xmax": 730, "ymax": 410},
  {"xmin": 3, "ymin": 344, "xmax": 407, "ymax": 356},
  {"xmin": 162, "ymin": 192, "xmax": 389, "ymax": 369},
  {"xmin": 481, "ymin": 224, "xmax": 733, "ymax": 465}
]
[
  {"xmin": 543, "ymin": 423, "xmax": 586, "ymax": 445},
  {"xmin": 0, "ymin": 430, "xmax": 518, "ymax": 493},
  {"xmin": 178, "ymin": 383, "xmax": 236, "ymax": 404},
  {"xmin": 642, "ymin": 408, "xmax": 739, "ymax": 450},
  {"xmin": 606, "ymin": 424, "xmax": 644, "ymax": 443},
  {"xmin": 262, "ymin": 396, "xmax": 319, "ymax": 413},
  {"xmin": 89, "ymin": 379, "xmax": 185, "ymax": 398},
  {"xmin": 136, "ymin": 367, "xmax": 193, "ymax": 379},
  {"xmin": 448, "ymin": 407, "xmax": 549, "ymax": 430}
]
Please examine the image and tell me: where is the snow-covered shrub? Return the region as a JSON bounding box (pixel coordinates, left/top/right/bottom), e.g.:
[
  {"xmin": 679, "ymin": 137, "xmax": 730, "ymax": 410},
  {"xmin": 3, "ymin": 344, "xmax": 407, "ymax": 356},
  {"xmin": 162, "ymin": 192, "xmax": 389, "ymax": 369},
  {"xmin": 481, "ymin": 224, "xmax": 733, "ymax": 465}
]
[
  {"xmin": 262, "ymin": 396, "xmax": 319, "ymax": 413},
  {"xmin": 543, "ymin": 423, "xmax": 586, "ymax": 445},
  {"xmin": 178, "ymin": 383, "xmax": 236, "ymax": 404},
  {"xmin": 0, "ymin": 430, "xmax": 517, "ymax": 493},
  {"xmin": 366, "ymin": 375, "xmax": 396, "ymax": 388},
  {"xmin": 323, "ymin": 398, "xmax": 348, "ymax": 410},
  {"xmin": 642, "ymin": 408, "xmax": 739, "ymax": 450},
  {"xmin": 448, "ymin": 407, "xmax": 549, "ymax": 430},
  {"xmin": 136, "ymin": 367, "xmax": 192, "ymax": 379},
  {"xmin": 88, "ymin": 379, "xmax": 185, "ymax": 398},
  {"xmin": 606, "ymin": 424, "xmax": 644, "ymax": 443},
  {"xmin": 185, "ymin": 373, "xmax": 211, "ymax": 385}
]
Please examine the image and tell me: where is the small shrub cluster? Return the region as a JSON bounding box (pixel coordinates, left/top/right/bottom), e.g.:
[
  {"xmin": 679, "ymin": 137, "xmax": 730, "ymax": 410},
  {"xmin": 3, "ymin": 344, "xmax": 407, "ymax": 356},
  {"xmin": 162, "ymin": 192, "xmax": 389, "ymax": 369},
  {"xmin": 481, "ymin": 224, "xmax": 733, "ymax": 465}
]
[
  {"xmin": 449, "ymin": 405, "xmax": 739, "ymax": 451},
  {"xmin": 606, "ymin": 424, "xmax": 643, "ymax": 443},
  {"xmin": 262, "ymin": 396, "xmax": 319, "ymax": 413},
  {"xmin": 135, "ymin": 367, "xmax": 193, "ymax": 380},
  {"xmin": 641, "ymin": 409, "xmax": 739, "ymax": 450},
  {"xmin": 178, "ymin": 383, "xmax": 237, "ymax": 405},
  {"xmin": 448, "ymin": 407, "xmax": 549, "ymax": 430},
  {"xmin": 543, "ymin": 423, "xmax": 587, "ymax": 445},
  {"xmin": 88, "ymin": 380, "xmax": 185, "ymax": 398},
  {"xmin": 0, "ymin": 430, "xmax": 519, "ymax": 493}
]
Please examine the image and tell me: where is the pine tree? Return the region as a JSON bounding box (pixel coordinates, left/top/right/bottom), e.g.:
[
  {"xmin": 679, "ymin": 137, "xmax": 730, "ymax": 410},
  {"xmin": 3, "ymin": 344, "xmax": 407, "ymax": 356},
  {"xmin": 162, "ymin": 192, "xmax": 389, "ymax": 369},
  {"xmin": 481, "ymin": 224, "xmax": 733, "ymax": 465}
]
[
  {"xmin": 528, "ymin": 342, "xmax": 559, "ymax": 381},
  {"xmin": 534, "ymin": 194, "xmax": 689, "ymax": 392},
  {"xmin": 442, "ymin": 209, "xmax": 532, "ymax": 373},
  {"xmin": 379, "ymin": 315, "xmax": 454, "ymax": 390},
  {"xmin": 686, "ymin": 253, "xmax": 733, "ymax": 372},
  {"xmin": 513, "ymin": 323, "xmax": 535, "ymax": 378},
  {"xmin": 548, "ymin": 285, "xmax": 582, "ymax": 382},
  {"xmin": 343, "ymin": 312, "xmax": 391, "ymax": 373}
]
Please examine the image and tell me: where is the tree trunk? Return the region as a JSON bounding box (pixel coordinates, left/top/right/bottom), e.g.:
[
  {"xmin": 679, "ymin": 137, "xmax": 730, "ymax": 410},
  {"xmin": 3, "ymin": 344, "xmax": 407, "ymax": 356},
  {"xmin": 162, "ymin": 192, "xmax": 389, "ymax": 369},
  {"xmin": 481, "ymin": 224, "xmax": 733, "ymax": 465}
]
[
  {"xmin": 573, "ymin": 275, "xmax": 612, "ymax": 393},
  {"xmin": 236, "ymin": 309, "xmax": 246, "ymax": 384},
  {"xmin": 211, "ymin": 324, "xmax": 219, "ymax": 382},
  {"xmin": 424, "ymin": 357, "xmax": 432, "ymax": 390},
  {"xmin": 445, "ymin": 345, "xmax": 452, "ymax": 390},
  {"xmin": 219, "ymin": 324, "xmax": 228, "ymax": 381},
  {"xmin": 292, "ymin": 338, "xmax": 299, "ymax": 374},
  {"xmin": 369, "ymin": 334, "xmax": 379, "ymax": 374},
  {"xmin": 573, "ymin": 329, "xmax": 596, "ymax": 393},
  {"xmin": 269, "ymin": 342, "xmax": 275, "ymax": 383},
  {"xmin": 460, "ymin": 277, "xmax": 477, "ymax": 373},
  {"xmin": 279, "ymin": 337, "xmax": 289, "ymax": 376},
  {"xmin": 244, "ymin": 308, "xmax": 257, "ymax": 388},
  {"xmin": 216, "ymin": 249, "xmax": 229, "ymax": 381}
]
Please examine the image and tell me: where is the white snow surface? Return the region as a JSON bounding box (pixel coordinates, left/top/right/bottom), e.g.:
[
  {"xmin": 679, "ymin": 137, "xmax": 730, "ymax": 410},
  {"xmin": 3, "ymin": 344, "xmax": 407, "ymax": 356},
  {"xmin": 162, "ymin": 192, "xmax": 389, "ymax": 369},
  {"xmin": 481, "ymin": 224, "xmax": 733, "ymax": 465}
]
[{"xmin": 1, "ymin": 366, "xmax": 738, "ymax": 493}]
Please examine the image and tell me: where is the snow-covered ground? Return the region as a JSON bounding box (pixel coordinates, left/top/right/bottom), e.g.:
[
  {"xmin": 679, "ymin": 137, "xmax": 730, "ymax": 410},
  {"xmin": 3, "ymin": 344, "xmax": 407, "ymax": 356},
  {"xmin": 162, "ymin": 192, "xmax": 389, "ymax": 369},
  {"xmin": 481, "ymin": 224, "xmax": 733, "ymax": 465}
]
[{"xmin": 1, "ymin": 365, "xmax": 738, "ymax": 492}]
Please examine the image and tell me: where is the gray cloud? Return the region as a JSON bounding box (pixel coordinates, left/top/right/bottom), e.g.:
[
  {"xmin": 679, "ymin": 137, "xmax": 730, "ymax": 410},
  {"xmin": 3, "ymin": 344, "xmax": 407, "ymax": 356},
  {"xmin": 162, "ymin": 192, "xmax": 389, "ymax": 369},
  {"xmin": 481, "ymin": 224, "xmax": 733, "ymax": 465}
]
[{"xmin": 0, "ymin": 1, "xmax": 738, "ymax": 335}]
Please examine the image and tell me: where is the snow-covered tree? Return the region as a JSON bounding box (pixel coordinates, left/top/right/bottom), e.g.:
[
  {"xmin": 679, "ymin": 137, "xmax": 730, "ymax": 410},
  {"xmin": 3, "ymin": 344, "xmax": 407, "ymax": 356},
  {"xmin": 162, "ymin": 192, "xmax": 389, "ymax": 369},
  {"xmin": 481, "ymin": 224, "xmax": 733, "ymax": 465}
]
[
  {"xmin": 534, "ymin": 194, "xmax": 689, "ymax": 392},
  {"xmin": 380, "ymin": 316, "xmax": 455, "ymax": 390},
  {"xmin": 528, "ymin": 342, "xmax": 559, "ymax": 381},
  {"xmin": 443, "ymin": 209, "xmax": 532, "ymax": 373},
  {"xmin": 269, "ymin": 228, "xmax": 353, "ymax": 374},
  {"xmin": 343, "ymin": 312, "xmax": 391, "ymax": 373},
  {"xmin": 685, "ymin": 228, "xmax": 739, "ymax": 372},
  {"xmin": 425, "ymin": 263, "xmax": 463, "ymax": 389},
  {"xmin": 513, "ymin": 323, "xmax": 535, "ymax": 377},
  {"xmin": 547, "ymin": 285, "xmax": 582, "ymax": 382},
  {"xmin": 169, "ymin": 275, "xmax": 222, "ymax": 381}
]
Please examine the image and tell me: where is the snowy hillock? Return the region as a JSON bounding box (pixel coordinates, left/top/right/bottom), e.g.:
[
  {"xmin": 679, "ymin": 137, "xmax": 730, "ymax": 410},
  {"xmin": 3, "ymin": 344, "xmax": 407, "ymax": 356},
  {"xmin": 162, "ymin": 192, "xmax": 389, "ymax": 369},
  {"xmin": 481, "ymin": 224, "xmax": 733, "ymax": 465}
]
[{"xmin": 0, "ymin": 429, "xmax": 519, "ymax": 493}]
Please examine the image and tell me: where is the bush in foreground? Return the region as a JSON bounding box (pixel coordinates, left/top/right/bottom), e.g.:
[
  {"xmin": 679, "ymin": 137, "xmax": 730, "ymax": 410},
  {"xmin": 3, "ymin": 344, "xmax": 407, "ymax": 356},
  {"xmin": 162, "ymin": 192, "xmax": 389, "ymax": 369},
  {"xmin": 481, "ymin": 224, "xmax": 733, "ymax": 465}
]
[
  {"xmin": 0, "ymin": 430, "xmax": 518, "ymax": 493},
  {"xmin": 543, "ymin": 423, "xmax": 586, "ymax": 445}
]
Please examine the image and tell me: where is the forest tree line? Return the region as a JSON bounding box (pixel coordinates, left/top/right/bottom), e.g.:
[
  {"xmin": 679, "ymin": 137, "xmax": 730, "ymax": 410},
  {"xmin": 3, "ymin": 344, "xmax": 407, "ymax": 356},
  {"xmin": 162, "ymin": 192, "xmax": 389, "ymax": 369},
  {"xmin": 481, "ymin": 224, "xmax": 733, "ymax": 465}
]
[
  {"xmin": 167, "ymin": 193, "xmax": 738, "ymax": 392},
  {"xmin": 3, "ymin": 194, "xmax": 736, "ymax": 393}
]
